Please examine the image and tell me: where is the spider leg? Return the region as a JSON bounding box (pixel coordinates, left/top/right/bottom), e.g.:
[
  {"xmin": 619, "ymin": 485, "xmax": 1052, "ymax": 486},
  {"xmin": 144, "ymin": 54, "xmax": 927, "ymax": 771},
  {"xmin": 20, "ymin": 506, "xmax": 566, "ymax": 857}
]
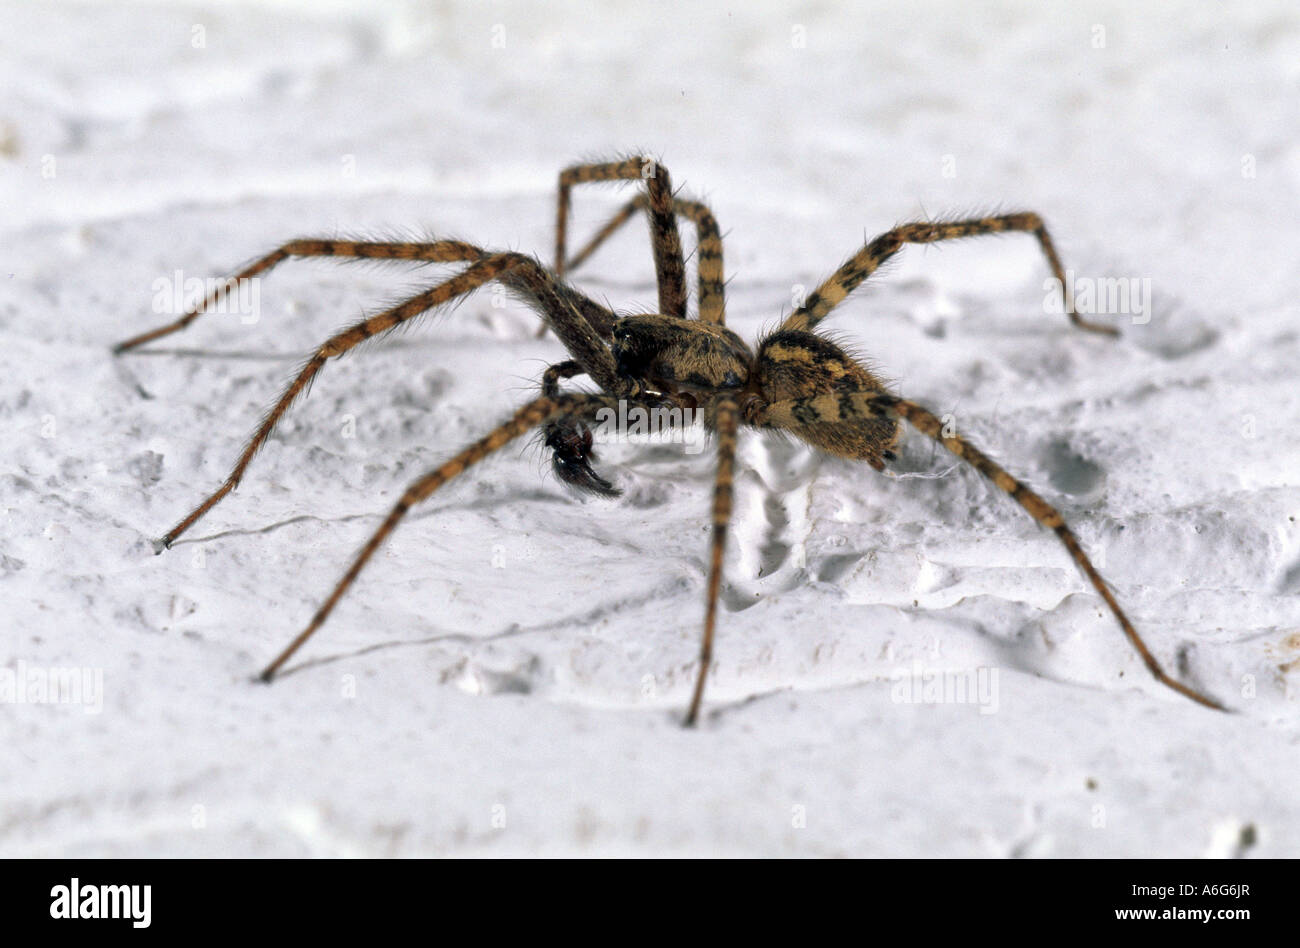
[
  {"xmin": 781, "ymin": 214, "xmax": 1117, "ymax": 336},
  {"xmin": 558, "ymin": 193, "xmax": 728, "ymax": 325},
  {"xmin": 156, "ymin": 253, "xmax": 625, "ymax": 548},
  {"xmin": 685, "ymin": 395, "xmax": 739, "ymax": 726},
  {"xmin": 112, "ymin": 239, "xmax": 486, "ymax": 353},
  {"xmin": 540, "ymin": 360, "xmax": 619, "ymax": 496},
  {"xmin": 752, "ymin": 391, "xmax": 1227, "ymax": 712},
  {"xmin": 560, "ymin": 197, "xmax": 638, "ymax": 274},
  {"xmin": 555, "ymin": 158, "xmax": 688, "ymax": 320},
  {"xmin": 258, "ymin": 393, "xmax": 619, "ymax": 681}
]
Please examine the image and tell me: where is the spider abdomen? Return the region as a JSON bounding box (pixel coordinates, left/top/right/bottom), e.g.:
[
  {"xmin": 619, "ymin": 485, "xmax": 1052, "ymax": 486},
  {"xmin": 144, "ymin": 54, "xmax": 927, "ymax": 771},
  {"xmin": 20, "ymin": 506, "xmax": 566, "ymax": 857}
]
[{"xmin": 756, "ymin": 330, "xmax": 900, "ymax": 468}]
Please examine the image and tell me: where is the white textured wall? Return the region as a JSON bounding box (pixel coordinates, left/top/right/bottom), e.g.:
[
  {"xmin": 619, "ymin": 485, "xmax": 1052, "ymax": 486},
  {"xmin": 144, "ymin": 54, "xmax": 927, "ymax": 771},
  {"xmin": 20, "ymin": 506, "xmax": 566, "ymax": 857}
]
[{"xmin": 1, "ymin": 1, "xmax": 1297, "ymax": 856}]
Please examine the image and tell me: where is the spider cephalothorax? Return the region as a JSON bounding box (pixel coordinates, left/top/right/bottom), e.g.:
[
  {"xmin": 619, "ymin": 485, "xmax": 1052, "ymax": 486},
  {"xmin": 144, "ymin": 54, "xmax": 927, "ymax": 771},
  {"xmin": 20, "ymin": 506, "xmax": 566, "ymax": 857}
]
[
  {"xmin": 611, "ymin": 315, "xmax": 752, "ymax": 392},
  {"xmin": 113, "ymin": 155, "xmax": 1225, "ymax": 723},
  {"xmin": 546, "ymin": 314, "xmax": 758, "ymax": 496}
]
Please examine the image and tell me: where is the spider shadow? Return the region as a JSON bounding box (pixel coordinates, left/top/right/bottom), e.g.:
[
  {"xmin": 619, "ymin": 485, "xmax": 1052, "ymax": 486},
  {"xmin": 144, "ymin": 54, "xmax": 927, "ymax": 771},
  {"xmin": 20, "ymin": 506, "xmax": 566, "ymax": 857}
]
[
  {"xmin": 260, "ymin": 627, "xmax": 511, "ymax": 682},
  {"xmin": 258, "ymin": 571, "xmax": 691, "ymax": 683},
  {"xmin": 123, "ymin": 336, "xmax": 450, "ymax": 362},
  {"xmin": 123, "ymin": 346, "xmax": 302, "ymax": 361},
  {"xmin": 165, "ymin": 484, "xmax": 589, "ymax": 553}
]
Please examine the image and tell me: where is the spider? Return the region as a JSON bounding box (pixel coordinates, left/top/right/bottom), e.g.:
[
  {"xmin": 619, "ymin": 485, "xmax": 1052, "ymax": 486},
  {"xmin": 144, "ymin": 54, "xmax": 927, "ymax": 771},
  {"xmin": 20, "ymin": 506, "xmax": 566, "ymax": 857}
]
[{"xmin": 113, "ymin": 155, "xmax": 1225, "ymax": 723}]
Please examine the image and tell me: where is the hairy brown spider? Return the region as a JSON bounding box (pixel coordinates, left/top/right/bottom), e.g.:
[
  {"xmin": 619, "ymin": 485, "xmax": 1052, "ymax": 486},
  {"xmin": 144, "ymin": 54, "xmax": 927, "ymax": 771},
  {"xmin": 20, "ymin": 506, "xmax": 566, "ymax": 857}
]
[{"xmin": 114, "ymin": 156, "xmax": 1226, "ymax": 723}]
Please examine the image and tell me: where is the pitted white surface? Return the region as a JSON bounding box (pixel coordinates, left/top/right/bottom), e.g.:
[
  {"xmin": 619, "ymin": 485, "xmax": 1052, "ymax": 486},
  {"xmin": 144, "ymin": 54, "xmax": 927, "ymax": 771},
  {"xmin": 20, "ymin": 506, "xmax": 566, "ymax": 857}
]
[{"xmin": 2, "ymin": 1, "xmax": 1298, "ymax": 856}]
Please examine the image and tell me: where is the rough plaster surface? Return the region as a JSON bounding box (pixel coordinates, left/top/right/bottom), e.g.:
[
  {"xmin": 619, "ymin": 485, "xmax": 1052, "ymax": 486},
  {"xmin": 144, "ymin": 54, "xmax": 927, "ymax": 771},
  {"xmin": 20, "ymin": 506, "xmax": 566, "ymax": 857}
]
[{"xmin": 1, "ymin": 1, "xmax": 1298, "ymax": 856}]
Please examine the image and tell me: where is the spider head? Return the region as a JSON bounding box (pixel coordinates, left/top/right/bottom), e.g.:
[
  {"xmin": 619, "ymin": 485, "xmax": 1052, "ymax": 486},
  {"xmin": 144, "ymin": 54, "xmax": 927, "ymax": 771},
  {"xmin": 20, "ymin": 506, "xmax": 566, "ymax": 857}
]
[{"xmin": 611, "ymin": 314, "xmax": 753, "ymax": 393}]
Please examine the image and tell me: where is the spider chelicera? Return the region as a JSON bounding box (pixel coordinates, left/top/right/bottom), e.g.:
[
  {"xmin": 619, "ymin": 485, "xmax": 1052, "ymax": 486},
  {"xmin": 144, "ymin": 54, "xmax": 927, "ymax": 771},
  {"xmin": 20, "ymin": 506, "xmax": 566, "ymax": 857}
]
[{"xmin": 114, "ymin": 155, "xmax": 1225, "ymax": 723}]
